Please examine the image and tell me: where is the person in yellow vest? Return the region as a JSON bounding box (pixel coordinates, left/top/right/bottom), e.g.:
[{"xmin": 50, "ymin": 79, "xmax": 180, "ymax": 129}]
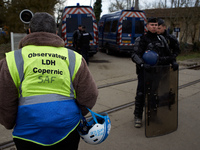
[{"xmin": 0, "ymin": 12, "xmax": 98, "ymax": 150}]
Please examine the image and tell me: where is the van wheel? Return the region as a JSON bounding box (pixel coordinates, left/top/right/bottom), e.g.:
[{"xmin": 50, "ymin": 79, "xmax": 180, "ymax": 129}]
[
  {"xmin": 106, "ymin": 48, "xmax": 111, "ymax": 55},
  {"xmin": 89, "ymin": 54, "xmax": 94, "ymax": 57}
]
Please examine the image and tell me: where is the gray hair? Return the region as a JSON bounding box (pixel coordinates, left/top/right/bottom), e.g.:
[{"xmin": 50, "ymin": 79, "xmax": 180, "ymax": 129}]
[{"xmin": 29, "ymin": 12, "xmax": 56, "ymax": 34}]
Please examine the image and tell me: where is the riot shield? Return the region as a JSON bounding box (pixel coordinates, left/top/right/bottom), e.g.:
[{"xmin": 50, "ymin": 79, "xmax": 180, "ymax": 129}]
[{"xmin": 144, "ymin": 65, "xmax": 178, "ymax": 137}]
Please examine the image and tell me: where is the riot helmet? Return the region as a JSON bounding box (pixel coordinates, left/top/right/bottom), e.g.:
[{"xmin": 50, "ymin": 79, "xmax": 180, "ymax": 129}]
[
  {"xmin": 77, "ymin": 108, "xmax": 111, "ymax": 145},
  {"xmin": 142, "ymin": 50, "xmax": 158, "ymax": 66}
]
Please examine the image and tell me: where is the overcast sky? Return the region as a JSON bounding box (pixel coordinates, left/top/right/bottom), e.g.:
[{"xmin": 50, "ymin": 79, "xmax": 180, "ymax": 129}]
[
  {"xmin": 64, "ymin": 0, "xmax": 176, "ymax": 16},
  {"xmin": 64, "ymin": 0, "xmax": 158, "ymax": 16},
  {"xmin": 64, "ymin": 0, "xmax": 197, "ymax": 16}
]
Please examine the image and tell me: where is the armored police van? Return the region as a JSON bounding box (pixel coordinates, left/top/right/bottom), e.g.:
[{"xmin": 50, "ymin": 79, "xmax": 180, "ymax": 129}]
[
  {"xmin": 98, "ymin": 9, "xmax": 147, "ymax": 54},
  {"xmin": 59, "ymin": 4, "xmax": 98, "ymax": 56}
]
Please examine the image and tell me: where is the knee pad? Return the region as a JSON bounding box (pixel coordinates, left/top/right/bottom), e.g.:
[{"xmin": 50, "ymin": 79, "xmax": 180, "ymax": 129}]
[{"xmin": 135, "ymin": 92, "xmax": 145, "ymax": 108}]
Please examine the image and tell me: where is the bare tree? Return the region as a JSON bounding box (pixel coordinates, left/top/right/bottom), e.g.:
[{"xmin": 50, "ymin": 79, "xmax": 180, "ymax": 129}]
[
  {"xmin": 108, "ymin": 0, "xmax": 126, "ymax": 12},
  {"xmin": 142, "ymin": 0, "xmax": 200, "ymax": 44},
  {"xmin": 135, "ymin": 0, "xmax": 139, "ymax": 9},
  {"xmin": 3, "ymin": 0, "xmax": 65, "ymax": 33},
  {"xmin": 108, "ymin": 0, "xmax": 139, "ymax": 12},
  {"xmin": 195, "ymin": 0, "xmax": 200, "ymax": 6},
  {"xmin": 127, "ymin": 0, "xmax": 131, "ymax": 9},
  {"xmin": 167, "ymin": 0, "xmax": 200, "ymax": 44}
]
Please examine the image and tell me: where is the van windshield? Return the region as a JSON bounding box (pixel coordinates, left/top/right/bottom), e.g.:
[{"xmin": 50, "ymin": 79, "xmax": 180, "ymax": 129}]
[
  {"xmin": 82, "ymin": 17, "xmax": 93, "ymax": 32},
  {"xmin": 66, "ymin": 18, "xmax": 78, "ymax": 33},
  {"xmin": 122, "ymin": 20, "xmax": 132, "ymax": 33}
]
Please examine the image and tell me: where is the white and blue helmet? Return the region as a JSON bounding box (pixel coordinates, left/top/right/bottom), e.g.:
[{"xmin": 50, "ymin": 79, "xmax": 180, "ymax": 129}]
[
  {"xmin": 77, "ymin": 108, "xmax": 111, "ymax": 145},
  {"xmin": 142, "ymin": 50, "xmax": 158, "ymax": 66}
]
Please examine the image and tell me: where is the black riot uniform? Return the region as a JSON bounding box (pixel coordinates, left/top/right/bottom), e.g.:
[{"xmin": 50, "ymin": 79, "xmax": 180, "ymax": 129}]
[
  {"xmin": 72, "ymin": 25, "xmax": 82, "ymax": 54},
  {"xmin": 158, "ymin": 19, "xmax": 180, "ymax": 58},
  {"xmin": 161, "ymin": 30, "xmax": 180, "ymax": 58},
  {"xmin": 79, "ymin": 26, "xmax": 93, "ymax": 65},
  {"xmin": 131, "ymin": 30, "xmax": 175, "ymax": 120}
]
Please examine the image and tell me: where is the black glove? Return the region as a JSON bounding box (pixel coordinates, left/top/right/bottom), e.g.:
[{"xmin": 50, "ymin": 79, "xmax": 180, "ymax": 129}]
[
  {"xmin": 169, "ymin": 55, "xmax": 176, "ymax": 62},
  {"xmin": 171, "ymin": 61, "xmax": 179, "ymax": 71},
  {"xmin": 144, "ymin": 64, "xmax": 151, "ymax": 69},
  {"xmin": 158, "ymin": 57, "xmax": 166, "ymax": 64},
  {"xmin": 141, "ymin": 64, "xmax": 151, "ymax": 72}
]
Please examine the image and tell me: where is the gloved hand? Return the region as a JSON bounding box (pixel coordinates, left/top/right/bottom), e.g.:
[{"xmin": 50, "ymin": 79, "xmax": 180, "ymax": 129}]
[
  {"xmin": 171, "ymin": 61, "xmax": 179, "ymax": 71},
  {"xmin": 158, "ymin": 57, "xmax": 166, "ymax": 64},
  {"xmin": 141, "ymin": 64, "xmax": 151, "ymax": 72},
  {"xmin": 168, "ymin": 55, "xmax": 176, "ymax": 62}
]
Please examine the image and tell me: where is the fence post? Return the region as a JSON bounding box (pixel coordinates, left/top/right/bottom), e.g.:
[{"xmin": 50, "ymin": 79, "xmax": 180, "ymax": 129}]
[{"xmin": 10, "ymin": 32, "xmax": 14, "ymax": 51}]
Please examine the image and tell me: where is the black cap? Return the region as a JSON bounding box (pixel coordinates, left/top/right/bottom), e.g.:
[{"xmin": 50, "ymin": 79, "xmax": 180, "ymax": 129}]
[
  {"xmin": 158, "ymin": 19, "xmax": 165, "ymax": 26},
  {"xmin": 82, "ymin": 25, "xmax": 86, "ymax": 29},
  {"xmin": 147, "ymin": 17, "xmax": 157, "ymax": 23}
]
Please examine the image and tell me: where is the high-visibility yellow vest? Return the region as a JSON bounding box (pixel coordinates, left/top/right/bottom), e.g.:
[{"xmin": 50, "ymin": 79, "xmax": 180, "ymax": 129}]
[
  {"xmin": 6, "ymin": 45, "xmax": 82, "ymax": 145},
  {"xmin": 6, "ymin": 45, "xmax": 82, "ymax": 100}
]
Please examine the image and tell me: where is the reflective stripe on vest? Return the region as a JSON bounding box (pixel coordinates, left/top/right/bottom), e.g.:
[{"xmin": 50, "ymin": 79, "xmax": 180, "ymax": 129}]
[
  {"xmin": 19, "ymin": 94, "xmax": 74, "ymax": 106},
  {"xmin": 14, "ymin": 49, "xmax": 24, "ymax": 96},
  {"xmin": 6, "ymin": 46, "xmax": 82, "ymax": 106},
  {"xmin": 68, "ymin": 49, "xmax": 75, "ymax": 98}
]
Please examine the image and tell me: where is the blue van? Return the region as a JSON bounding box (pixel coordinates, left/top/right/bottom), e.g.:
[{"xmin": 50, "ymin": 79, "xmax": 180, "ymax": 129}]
[
  {"xmin": 98, "ymin": 9, "xmax": 147, "ymax": 54},
  {"xmin": 59, "ymin": 4, "xmax": 98, "ymax": 56}
]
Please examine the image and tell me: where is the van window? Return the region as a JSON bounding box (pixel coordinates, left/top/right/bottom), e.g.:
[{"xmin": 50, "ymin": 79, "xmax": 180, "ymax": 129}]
[
  {"xmin": 104, "ymin": 21, "xmax": 111, "ymax": 32},
  {"xmin": 135, "ymin": 20, "xmax": 144, "ymax": 34},
  {"xmin": 122, "ymin": 20, "xmax": 132, "ymax": 33},
  {"xmin": 66, "ymin": 18, "xmax": 78, "ymax": 33},
  {"xmin": 111, "ymin": 20, "xmax": 118, "ymax": 32},
  {"xmin": 82, "ymin": 17, "xmax": 93, "ymax": 32}
]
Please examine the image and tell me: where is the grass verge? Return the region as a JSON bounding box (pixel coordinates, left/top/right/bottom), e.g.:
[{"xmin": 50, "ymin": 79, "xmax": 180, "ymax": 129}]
[{"xmin": 177, "ymin": 52, "xmax": 200, "ymax": 61}]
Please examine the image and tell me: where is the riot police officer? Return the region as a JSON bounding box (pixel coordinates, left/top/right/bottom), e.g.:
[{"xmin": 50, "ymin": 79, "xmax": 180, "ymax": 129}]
[
  {"xmin": 157, "ymin": 18, "xmax": 180, "ymax": 70},
  {"xmin": 72, "ymin": 25, "xmax": 82, "ymax": 54},
  {"xmin": 131, "ymin": 17, "xmax": 176, "ymax": 128},
  {"xmin": 79, "ymin": 26, "xmax": 93, "ymax": 65}
]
